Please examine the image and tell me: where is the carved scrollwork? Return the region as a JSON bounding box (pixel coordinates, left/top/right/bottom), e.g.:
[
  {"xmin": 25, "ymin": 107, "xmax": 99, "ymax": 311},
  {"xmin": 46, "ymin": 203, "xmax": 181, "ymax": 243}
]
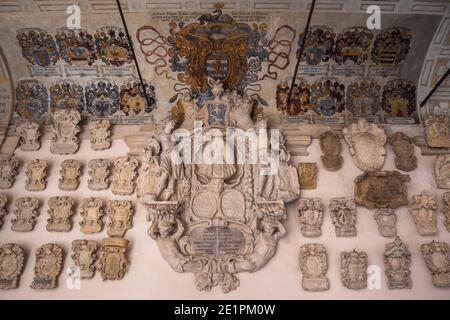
[
  {"xmin": 25, "ymin": 159, "xmax": 48, "ymax": 191},
  {"xmin": 11, "ymin": 197, "xmax": 40, "ymax": 232},
  {"xmin": 299, "ymin": 243, "xmax": 330, "ymax": 291},
  {"xmin": 297, "ymin": 198, "xmax": 323, "ymax": 237},
  {"xmin": 31, "ymin": 243, "xmax": 64, "ymax": 289},
  {"xmin": 111, "ymin": 156, "xmax": 139, "ymax": 195},
  {"xmin": 58, "ymin": 159, "xmax": 82, "ymax": 191},
  {"xmin": 17, "ymin": 121, "xmax": 41, "ymax": 151},
  {"xmin": 421, "ymin": 241, "xmax": 450, "ymax": 287},
  {"xmin": 79, "ymin": 197, "xmax": 104, "ymax": 234},
  {"xmin": 71, "ymin": 240, "xmax": 97, "ymax": 279},
  {"xmin": 409, "ymin": 191, "xmax": 438, "ymax": 236},
  {"xmin": 98, "ymin": 237, "xmax": 129, "ymax": 281},
  {"xmin": 87, "ymin": 159, "xmax": 110, "ymax": 190},
  {"xmin": 434, "ymin": 154, "xmax": 450, "ymax": 189},
  {"xmin": 0, "ymin": 194, "xmax": 8, "ymax": 229},
  {"xmin": 442, "ymin": 192, "xmax": 450, "ymax": 233},
  {"xmin": 0, "ymin": 157, "xmax": 19, "ymax": 189},
  {"xmin": 46, "ymin": 196, "xmax": 75, "ymax": 232},
  {"xmin": 50, "ymin": 109, "xmax": 81, "ymax": 154},
  {"xmin": 88, "ymin": 119, "xmax": 111, "ymax": 151},
  {"xmin": 383, "ymin": 237, "xmax": 412, "ymax": 290},
  {"xmin": 319, "ymin": 131, "xmax": 343, "ymax": 171},
  {"xmin": 106, "ymin": 200, "xmax": 134, "ymax": 237},
  {"xmin": 340, "ymin": 249, "xmax": 368, "ymax": 290},
  {"xmin": 329, "ymin": 198, "xmax": 357, "ymax": 237},
  {"xmin": 0, "ymin": 243, "xmax": 25, "ymax": 289}
]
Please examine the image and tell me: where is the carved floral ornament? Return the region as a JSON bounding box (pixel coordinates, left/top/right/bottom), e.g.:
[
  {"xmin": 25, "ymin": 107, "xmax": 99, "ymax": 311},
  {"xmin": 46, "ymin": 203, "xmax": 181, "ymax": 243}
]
[{"xmin": 140, "ymin": 80, "xmax": 299, "ymax": 292}]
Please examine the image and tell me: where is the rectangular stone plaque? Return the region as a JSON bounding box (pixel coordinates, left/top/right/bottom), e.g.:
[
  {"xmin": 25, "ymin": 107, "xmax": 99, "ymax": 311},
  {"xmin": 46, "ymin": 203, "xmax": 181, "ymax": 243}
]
[{"xmin": 191, "ymin": 226, "xmax": 245, "ymax": 256}]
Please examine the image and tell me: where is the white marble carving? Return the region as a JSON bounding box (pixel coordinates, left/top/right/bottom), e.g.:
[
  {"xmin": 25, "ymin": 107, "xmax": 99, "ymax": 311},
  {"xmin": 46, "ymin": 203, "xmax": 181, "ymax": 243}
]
[
  {"xmin": 17, "ymin": 121, "xmax": 41, "ymax": 151},
  {"xmin": 87, "ymin": 159, "xmax": 110, "ymax": 190},
  {"xmin": 342, "ymin": 118, "xmax": 387, "ymax": 172},
  {"xmin": 111, "ymin": 156, "xmax": 138, "ymax": 195},
  {"xmin": 0, "ymin": 157, "xmax": 19, "ymax": 189},
  {"xmin": 25, "ymin": 159, "xmax": 48, "ymax": 191},
  {"xmin": 58, "ymin": 159, "xmax": 82, "ymax": 190},
  {"xmin": 89, "ymin": 119, "xmax": 111, "ymax": 150},
  {"xmin": 46, "ymin": 196, "xmax": 75, "ymax": 232},
  {"xmin": 50, "ymin": 109, "xmax": 81, "ymax": 154},
  {"xmin": 434, "ymin": 154, "xmax": 450, "ymax": 189},
  {"xmin": 106, "ymin": 200, "xmax": 134, "ymax": 237},
  {"xmin": 340, "ymin": 249, "xmax": 368, "ymax": 290},
  {"xmin": 299, "ymin": 243, "xmax": 330, "ymax": 291},
  {"xmin": 0, "ymin": 194, "xmax": 7, "ymax": 229},
  {"xmin": 11, "ymin": 197, "xmax": 39, "ymax": 232},
  {"xmin": 374, "ymin": 208, "xmax": 397, "ymax": 238},
  {"xmin": 421, "ymin": 241, "xmax": 450, "ymax": 287},
  {"xmin": 0, "ymin": 243, "xmax": 25, "ymax": 289},
  {"xmin": 79, "ymin": 197, "xmax": 104, "ymax": 234},
  {"xmin": 71, "ymin": 240, "xmax": 97, "ymax": 279},
  {"xmin": 384, "ymin": 237, "xmax": 412, "ymax": 290},
  {"xmin": 409, "ymin": 191, "xmax": 438, "ymax": 236},
  {"xmin": 297, "ymin": 198, "xmax": 323, "ymax": 237},
  {"xmin": 329, "ymin": 198, "xmax": 357, "ymax": 237}
]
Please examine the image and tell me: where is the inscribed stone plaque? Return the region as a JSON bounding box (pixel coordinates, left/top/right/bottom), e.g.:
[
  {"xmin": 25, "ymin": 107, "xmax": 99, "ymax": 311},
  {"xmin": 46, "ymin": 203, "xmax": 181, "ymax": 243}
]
[{"xmin": 191, "ymin": 226, "xmax": 245, "ymax": 256}]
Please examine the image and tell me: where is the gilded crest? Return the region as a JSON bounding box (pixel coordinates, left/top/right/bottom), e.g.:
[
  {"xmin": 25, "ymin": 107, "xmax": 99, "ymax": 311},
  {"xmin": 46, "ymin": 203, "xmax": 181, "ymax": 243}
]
[
  {"xmin": 17, "ymin": 28, "xmax": 59, "ymax": 67},
  {"xmin": 46, "ymin": 196, "xmax": 75, "ymax": 232},
  {"xmin": 85, "ymin": 80, "xmax": 120, "ymax": 117},
  {"xmin": 298, "ymin": 26, "xmax": 335, "ymax": 65},
  {"xmin": 56, "ymin": 28, "xmax": 97, "ymax": 65},
  {"xmin": 49, "ymin": 81, "xmax": 85, "ymax": 113},
  {"xmin": 94, "ymin": 26, "xmax": 133, "ymax": 66},
  {"xmin": 0, "ymin": 243, "xmax": 25, "ymax": 289},
  {"xmin": 120, "ymin": 79, "xmax": 156, "ymax": 116},
  {"xmin": 98, "ymin": 237, "xmax": 129, "ymax": 281},
  {"xmin": 31, "ymin": 243, "xmax": 64, "ymax": 289},
  {"xmin": 334, "ymin": 27, "xmax": 373, "ymax": 65},
  {"xmin": 15, "ymin": 79, "xmax": 48, "ymax": 119}
]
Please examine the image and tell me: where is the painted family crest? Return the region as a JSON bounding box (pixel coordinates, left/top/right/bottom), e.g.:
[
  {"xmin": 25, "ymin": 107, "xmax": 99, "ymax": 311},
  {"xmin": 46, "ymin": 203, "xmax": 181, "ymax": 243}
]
[
  {"xmin": 71, "ymin": 240, "xmax": 97, "ymax": 279},
  {"xmin": 15, "ymin": 79, "xmax": 48, "ymax": 119},
  {"xmin": 58, "ymin": 159, "xmax": 82, "ymax": 190},
  {"xmin": 95, "ymin": 26, "xmax": 133, "ymax": 66},
  {"xmin": 297, "ymin": 198, "xmax": 323, "ymax": 237},
  {"xmin": 17, "ymin": 28, "xmax": 59, "ymax": 67},
  {"xmin": 409, "ymin": 191, "xmax": 438, "ymax": 236},
  {"xmin": 49, "ymin": 81, "xmax": 85, "ymax": 113},
  {"xmin": 298, "ymin": 26, "xmax": 335, "ymax": 66},
  {"xmin": 46, "ymin": 196, "xmax": 75, "ymax": 232},
  {"xmin": 31, "ymin": 243, "xmax": 64, "ymax": 289},
  {"xmin": 346, "ymin": 80, "xmax": 381, "ymax": 117},
  {"xmin": 421, "ymin": 241, "xmax": 450, "ymax": 287},
  {"xmin": 384, "ymin": 237, "xmax": 412, "ymax": 290},
  {"xmin": 389, "ymin": 132, "xmax": 417, "ymax": 172},
  {"xmin": 434, "ymin": 154, "xmax": 450, "ymax": 189},
  {"xmin": 354, "ymin": 171, "xmax": 410, "ymax": 209},
  {"xmin": 299, "ymin": 243, "xmax": 330, "ymax": 291},
  {"xmin": 0, "ymin": 243, "xmax": 25, "ymax": 289},
  {"xmin": 310, "ymin": 78, "xmax": 345, "ymax": 116},
  {"xmin": 329, "ymin": 198, "xmax": 357, "ymax": 237},
  {"xmin": 79, "ymin": 197, "xmax": 104, "ymax": 234},
  {"xmin": 371, "ymin": 27, "xmax": 411, "ymax": 67},
  {"xmin": 374, "ymin": 208, "xmax": 397, "ymax": 238},
  {"xmin": 56, "ymin": 28, "xmax": 97, "ymax": 65},
  {"xmin": 334, "ymin": 27, "xmax": 373, "ymax": 65},
  {"xmin": 50, "ymin": 109, "xmax": 81, "ymax": 154},
  {"xmin": 25, "ymin": 159, "xmax": 48, "ymax": 191},
  {"xmin": 319, "ymin": 131, "xmax": 342, "ymax": 171},
  {"xmin": 0, "ymin": 194, "xmax": 7, "ymax": 229},
  {"xmin": 297, "ymin": 163, "xmax": 317, "ymax": 190},
  {"xmin": 343, "ymin": 118, "xmax": 387, "ymax": 172},
  {"xmin": 17, "ymin": 122, "xmax": 41, "ymax": 151},
  {"xmin": 0, "ymin": 157, "xmax": 19, "ymax": 189},
  {"xmin": 425, "ymin": 115, "xmax": 450, "ymax": 148},
  {"xmin": 106, "ymin": 200, "xmax": 134, "ymax": 238},
  {"xmin": 11, "ymin": 197, "xmax": 40, "ymax": 232},
  {"xmin": 87, "ymin": 159, "xmax": 110, "ymax": 190},
  {"xmin": 340, "ymin": 249, "xmax": 368, "ymax": 290},
  {"xmin": 88, "ymin": 119, "xmax": 111, "ymax": 150},
  {"xmin": 111, "ymin": 156, "xmax": 139, "ymax": 195},
  {"xmin": 120, "ymin": 79, "xmax": 156, "ymax": 116},
  {"xmin": 85, "ymin": 80, "xmax": 120, "ymax": 117},
  {"xmin": 140, "ymin": 80, "xmax": 299, "ymax": 292},
  {"xmin": 381, "ymin": 79, "xmax": 417, "ymax": 120},
  {"xmin": 276, "ymin": 79, "xmax": 312, "ymax": 116},
  {"xmin": 98, "ymin": 237, "xmax": 129, "ymax": 281}
]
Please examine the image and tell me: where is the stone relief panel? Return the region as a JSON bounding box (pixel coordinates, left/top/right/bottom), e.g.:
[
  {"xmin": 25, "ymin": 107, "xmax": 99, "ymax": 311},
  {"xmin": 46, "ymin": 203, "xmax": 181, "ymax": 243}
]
[
  {"xmin": 71, "ymin": 240, "xmax": 97, "ymax": 279},
  {"xmin": 98, "ymin": 237, "xmax": 129, "ymax": 281},
  {"xmin": 50, "ymin": 109, "xmax": 81, "ymax": 154},
  {"xmin": 442, "ymin": 192, "xmax": 450, "ymax": 233},
  {"xmin": 0, "ymin": 157, "xmax": 19, "ymax": 189},
  {"xmin": 297, "ymin": 162, "xmax": 317, "ymax": 190},
  {"xmin": 79, "ymin": 197, "xmax": 104, "ymax": 234},
  {"xmin": 17, "ymin": 28, "xmax": 59, "ymax": 67},
  {"xmin": 374, "ymin": 208, "xmax": 397, "ymax": 238},
  {"xmin": 329, "ymin": 198, "xmax": 357, "ymax": 237},
  {"xmin": 297, "ymin": 198, "xmax": 323, "ymax": 237},
  {"xmin": 111, "ymin": 156, "xmax": 138, "ymax": 195},
  {"xmin": 383, "ymin": 237, "xmax": 412, "ymax": 290},
  {"xmin": 11, "ymin": 197, "xmax": 39, "ymax": 232},
  {"xmin": 409, "ymin": 191, "xmax": 438, "ymax": 236},
  {"xmin": 87, "ymin": 159, "xmax": 110, "ymax": 190},
  {"xmin": 340, "ymin": 249, "xmax": 368, "ymax": 290},
  {"xmin": 354, "ymin": 171, "xmax": 410, "ymax": 209},
  {"xmin": 421, "ymin": 241, "xmax": 450, "ymax": 288},
  {"xmin": 58, "ymin": 159, "xmax": 82, "ymax": 191},
  {"xmin": 17, "ymin": 121, "xmax": 40, "ymax": 151},
  {"xmin": 88, "ymin": 119, "xmax": 111, "ymax": 151},
  {"xmin": 424, "ymin": 115, "xmax": 450, "ymax": 148},
  {"xmin": 0, "ymin": 243, "xmax": 25, "ymax": 290},
  {"xmin": 434, "ymin": 154, "xmax": 450, "ymax": 189},
  {"xmin": 49, "ymin": 81, "xmax": 85, "ymax": 113},
  {"xmin": 0, "ymin": 194, "xmax": 7, "ymax": 229},
  {"xmin": 25, "ymin": 159, "xmax": 48, "ymax": 191},
  {"xmin": 30, "ymin": 243, "xmax": 63, "ymax": 289},
  {"xmin": 389, "ymin": 132, "xmax": 417, "ymax": 172},
  {"xmin": 343, "ymin": 118, "xmax": 387, "ymax": 172},
  {"xmin": 46, "ymin": 196, "xmax": 75, "ymax": 232},
  {"xmin": 106, "ymin": 200, "xmax": 134, "ymax": 238},
  {"xmin": 299, "ymin": 243, "xmax": 330, "ymax": 291},
  {"xmin": 319, "ymin": 131, "xmax": 342, "ymax": 171},
  {"xmin": 14, "ymin": 79, "xmax": 48, "ymax": 120}
]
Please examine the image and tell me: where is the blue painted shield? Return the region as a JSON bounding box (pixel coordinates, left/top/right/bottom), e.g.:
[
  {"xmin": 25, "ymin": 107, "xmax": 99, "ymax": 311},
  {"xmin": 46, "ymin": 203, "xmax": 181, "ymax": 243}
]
[
  {"xmin": 305, "ymin": 47, "xmax": 323, "ymax": 65},
  {"xmin": 207, "ymin": 103, "xmax": 227, "ymax": 125},
  {"xmin": 33, "ymin": 48, "xmax": 51, "ymax": 67},
  {"xmin": 319, "ymin": 98, "xmax": 336, "ymax": 116}
]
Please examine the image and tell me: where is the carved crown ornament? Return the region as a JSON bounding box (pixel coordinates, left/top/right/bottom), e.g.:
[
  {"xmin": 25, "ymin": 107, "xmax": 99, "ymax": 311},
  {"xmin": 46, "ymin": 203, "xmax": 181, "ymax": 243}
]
[{"xmin": 140, "ymin": 80, "xmax": 300, "ymax": 292}]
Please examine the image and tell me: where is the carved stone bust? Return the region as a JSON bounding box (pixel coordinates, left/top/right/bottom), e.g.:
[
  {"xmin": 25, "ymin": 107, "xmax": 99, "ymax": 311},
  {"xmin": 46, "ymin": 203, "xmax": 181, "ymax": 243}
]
[
  {"xmin": 425, "ymin": 115, "xmax": 450, "ymax": 148},
  {"xmin": 342, "ymin": 118, "xmax": 387, "ymax": 172},
  {"xmin": 31, "ymin": 243, "xmax": 64, "ymax": 289},
  {"xmin": 50, "ymin": 109, "xmax": 81, "ymax": 154},
  {"xmin": 25, "ymin": 159, "xmax": 48, "ymax": 191},
  {"xmin": 421, "ymin": 240, "xmax": 450, "ymax": 287},
  {"xmin": 374, "ymin": 208, "xmax": 397, "ymax": 238},
  {"xmin": 434, "ymin": 154, "xmax": 450, "ymax": 189},
  {"xmin": 0, "ymin": 157, "xmax": 19, "ymax": 189},
  {"xmin": 11, "ymin": 197, "xmax": 40, "ymax": 232},
  {"xmin": 389, "ymin": 132, "xmax": 417, "ymax": 172},
  {"xmin": 46, "ymin": 196, "xmax": 75, "ymax": 232},
  {"xmin": 17, "ymin": 121, "xmax": 41, "ymax": 151},
  {"xmin": 71, "ymin": 240, "xmax": 97, "ymax": 279},
  {"xmin": 98, "ymin": 237, "xmax": 129, "ymax": 281},
  {"xmin": 383, "ymin": 237, "xmax": 412, "ymax": 290},
  {"xmin": 319, "ymin": 131, "xmax": 343, "ymax": 171},
  {"xmin": 340, "ymin": 249, "xmax": 367, "ymax": 290},
  {"xmin": 409, "ymin": 191, "xmax": 438, "ymax": 236},
  {"xmin": 88, "ymin": 159, "xmax": 110, "ymax": 190},
  {"xmin": 111, "ymin": 156, "xmax": 138, "ymax": 195},
  {"xmin": 89, "ymin": 119, "xmax": 111, "ymax": 150},
  {"xmin": 0, "ymin": 243, "xmax": 25, "ymax": 289},
  {"xmin": 329, "ymin": 198, "xmax": 357, "ymax": 237},
  {"xmin": 297, "ymin": 162, "xmax": 317, "ymax": 190},
  {"xmin": 299, "ymin": 243, "xmax": 330, "ymax": 291},
  {"xmin": 59, "ymin": 159, "xmax": 82, "ymax": 190},
  {"xmin": 297, "ymin": 198, "xmax": 323, "ymax": 237}
]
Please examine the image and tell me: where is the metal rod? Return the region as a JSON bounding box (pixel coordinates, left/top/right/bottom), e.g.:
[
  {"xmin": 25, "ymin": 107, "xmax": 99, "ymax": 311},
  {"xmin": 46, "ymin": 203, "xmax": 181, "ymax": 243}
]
[
  {"xmin": 115, "ymin": 0, "xmax": 153, "ymax": 108},
  {"xmin": 420, "ymin": 67, "xmax": 450, "ymax": 108},
  {"xmin": 287, "ymin": 0, "xmax": 316, "ymax": 106}
]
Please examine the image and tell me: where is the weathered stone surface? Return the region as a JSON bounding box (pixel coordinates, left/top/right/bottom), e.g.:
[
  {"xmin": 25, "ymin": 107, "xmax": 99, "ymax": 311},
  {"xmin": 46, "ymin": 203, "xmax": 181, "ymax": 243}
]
[
  {"xmin": 50, "ymin": 109, "xmax": 81, "ymax": 154},
  {"xmin": 17, "ymin": 121, "xmax": 40, "ymax": 151},
  {"xmin": 79, "ymin": 197, "xmax": 104, "ymax": 234},
  {"xmin": 111, "ymin": 156, "xmax": 138, "ymax": 195},
  {"xmin": 98, "ymin": 237, "xmax": 129, "ymax": 281},
  {"xmin": 389, "ymin": 132, "xmax": 417, "ymax": 172},
  {"xmin": 25, "ymin": 159, "xmax": 48, "ymax": 191},
  {"xmin": 442, "ymin": 192, "xmax": 450, "ymax": 233},
  {"xmin": 58, "ymin": 159, "xmax": 82, "ymax": 191},
  {"xmin": 0, "ymin": 194, "xmax": 7, "ymax": 229},
  {"xmin": 31, "ymin": 243, "xmax": 64, "ymax": 289},
  {"xmin": 374, "ymin": 208, "xmax": 397, "ymax": 238},
  {"xmin": 297, "ymin": 198, "xmax": 323, "ymax": 237},
  {"xmin": 106, "ymin": 200, "xmax": 134, "ymax": 237},
  {"xmin": 71, "ymin": 240, "xmax": 97, "ymax": 279},
  {"xmin": 11, "ymin": 197, "xmax": 39, "ymax": 232},
  {"xmin": 384, "ymin": 237, "xmax": 412, "ymax": 290},
  {"xmin": 0, "ymin": 243, "xmax": 25, "ymax": 289},
  {"xmin": 87, "ymin": 159, "xmax": 110, "ymax": 190},
  {"xmin": 89, "ymin": 119, "xmax": 111, "ymax": 150},
  {"xmin": 425, "ymin": 115, "xmax": 450, "ymax": 148},
  {"xmin": 0, "ymin": 157, "xmax": 19, "ymax": 189},
  {"xmin": 329, "ymin": 198, "xmax": 357, "ymax": 237},
  {"xmin": 434, "ymin": 154, "xmax": 450, "ymax": 189},
  {"xmin": 319, "ymin": 131, "xmax": 343, "ymax": 171},
  {"xmin": 297, "ymin": 162, "xmax": 317, "ymax": 190},
  {"xmin": 409, "ymin": 191, "xmax": 438, "ymax": 236},
  {"xmin": 46, "ymin": 196, "xmax": 75, "ymax": 232},
  {"xmin": 421, "ymin": 241, "xmax": 450, "ymax": 288},
  {"xmin": 340, "ymin": 249, "xmax": 367, "ymax": 290},
  {"xmin": 299, "ymin": 243, "xmax": 330, "ymax": 291}
]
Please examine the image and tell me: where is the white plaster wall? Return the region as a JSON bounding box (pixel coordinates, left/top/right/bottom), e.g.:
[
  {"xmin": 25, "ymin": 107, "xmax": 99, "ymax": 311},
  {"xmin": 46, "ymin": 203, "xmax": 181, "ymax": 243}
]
[{"xmin": 0, "ymin": 134, "xmax": 450, "ymax": 300}]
